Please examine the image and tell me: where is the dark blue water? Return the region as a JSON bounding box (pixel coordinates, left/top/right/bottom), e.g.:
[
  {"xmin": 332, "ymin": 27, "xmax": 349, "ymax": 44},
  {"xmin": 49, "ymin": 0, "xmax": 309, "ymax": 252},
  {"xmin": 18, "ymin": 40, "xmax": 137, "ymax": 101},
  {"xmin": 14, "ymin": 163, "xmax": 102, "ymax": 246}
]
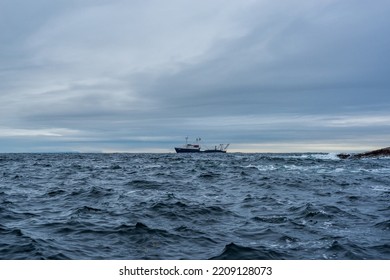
[{"xmin": 0, "ymin": 153, "xmax": 389, "ymax": 259}]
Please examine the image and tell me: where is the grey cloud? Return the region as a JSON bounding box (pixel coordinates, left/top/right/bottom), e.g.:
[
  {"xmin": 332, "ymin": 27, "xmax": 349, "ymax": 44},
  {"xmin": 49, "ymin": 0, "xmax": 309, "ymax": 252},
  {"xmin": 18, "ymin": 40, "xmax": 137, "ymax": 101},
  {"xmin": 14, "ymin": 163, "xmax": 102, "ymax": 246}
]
[
  {"xmin": 137, "ymin": 1, "xmax": 390, "ymax": 118},
  {"xmin": 1, "ymin": 0, "xmax": 390, "ymax": 152}
]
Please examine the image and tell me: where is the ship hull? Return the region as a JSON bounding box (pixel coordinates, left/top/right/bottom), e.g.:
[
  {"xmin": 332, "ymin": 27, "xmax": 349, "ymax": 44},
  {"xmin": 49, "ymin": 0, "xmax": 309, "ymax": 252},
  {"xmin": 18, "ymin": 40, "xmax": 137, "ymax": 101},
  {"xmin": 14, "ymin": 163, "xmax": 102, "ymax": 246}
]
[
  {"xmin": 203, "ymin": 150, "xmax": 226, "ymax": 153},
  {"xmin": 175, "ymin": 148, "xmax": 226, "ymax": 153},
  {"xmin": 174, "ymin": 147, "xmax": 201, "ymax": 153}
]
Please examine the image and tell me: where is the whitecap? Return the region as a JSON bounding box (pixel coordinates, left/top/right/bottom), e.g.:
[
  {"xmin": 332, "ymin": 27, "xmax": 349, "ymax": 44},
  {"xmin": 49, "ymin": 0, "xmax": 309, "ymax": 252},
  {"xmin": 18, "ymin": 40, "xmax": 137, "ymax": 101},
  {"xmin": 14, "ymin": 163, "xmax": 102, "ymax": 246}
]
[
  {"xmin": 243, "ymin": 164, "xmax": 277, "ymax": 171},
  {"xmin": 309, "ymin": 153, "xmax": 340, "ymax": 160},
  {"xmin": 370, "ymin": 185, "xmax": 390, "ymax": 192}
]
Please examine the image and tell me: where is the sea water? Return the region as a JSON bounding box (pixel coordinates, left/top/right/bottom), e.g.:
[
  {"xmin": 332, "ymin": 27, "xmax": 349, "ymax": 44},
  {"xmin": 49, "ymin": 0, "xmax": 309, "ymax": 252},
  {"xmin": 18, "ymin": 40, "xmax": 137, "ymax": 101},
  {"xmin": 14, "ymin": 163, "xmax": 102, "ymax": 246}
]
[{"xmin": 0, "ymin": 153, "xmax": 389, "ymax": 259}]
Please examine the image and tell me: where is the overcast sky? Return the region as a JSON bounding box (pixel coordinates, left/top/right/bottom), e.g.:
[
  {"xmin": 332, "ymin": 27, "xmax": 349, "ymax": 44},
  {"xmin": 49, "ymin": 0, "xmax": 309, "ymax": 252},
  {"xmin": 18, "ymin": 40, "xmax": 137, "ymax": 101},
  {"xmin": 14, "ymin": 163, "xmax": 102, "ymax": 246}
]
[{"xmin": 1, "ymin": 0, "xmax": 389, "ymax": 153}]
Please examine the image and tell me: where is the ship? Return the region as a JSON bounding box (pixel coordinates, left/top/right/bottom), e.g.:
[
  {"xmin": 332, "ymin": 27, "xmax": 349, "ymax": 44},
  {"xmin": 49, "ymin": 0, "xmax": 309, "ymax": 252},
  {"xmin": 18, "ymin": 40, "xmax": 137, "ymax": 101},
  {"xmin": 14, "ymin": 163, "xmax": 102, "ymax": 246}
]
[{"xmin": 174, "ymin": 137, "xmax": 229, "ymax": 153}]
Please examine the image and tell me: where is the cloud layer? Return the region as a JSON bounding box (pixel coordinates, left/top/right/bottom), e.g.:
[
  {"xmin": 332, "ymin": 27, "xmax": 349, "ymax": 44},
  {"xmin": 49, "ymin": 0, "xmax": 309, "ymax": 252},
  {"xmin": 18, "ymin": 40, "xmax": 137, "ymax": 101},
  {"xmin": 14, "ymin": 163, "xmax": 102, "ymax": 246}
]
[{"xmin": 1, "ymin": 0, "xmax": 389, "ymax": 152}]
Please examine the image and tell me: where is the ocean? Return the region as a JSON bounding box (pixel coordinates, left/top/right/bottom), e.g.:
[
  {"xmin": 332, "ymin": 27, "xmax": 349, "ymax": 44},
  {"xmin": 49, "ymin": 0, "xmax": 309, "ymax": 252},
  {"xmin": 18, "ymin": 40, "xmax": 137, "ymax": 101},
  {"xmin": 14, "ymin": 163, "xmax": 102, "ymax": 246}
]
[{"xmin": 0, "ymin": 153, "xmax": 389, "ymax": 260}]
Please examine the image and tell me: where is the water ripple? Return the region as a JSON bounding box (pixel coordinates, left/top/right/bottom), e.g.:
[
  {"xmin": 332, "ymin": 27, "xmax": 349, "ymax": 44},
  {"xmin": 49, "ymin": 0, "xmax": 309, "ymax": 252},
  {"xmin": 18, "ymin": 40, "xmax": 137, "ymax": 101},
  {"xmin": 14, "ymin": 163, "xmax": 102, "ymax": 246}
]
[{"xmin": 0, "ymin": 153, "xmax": 389, "ymax": 259}]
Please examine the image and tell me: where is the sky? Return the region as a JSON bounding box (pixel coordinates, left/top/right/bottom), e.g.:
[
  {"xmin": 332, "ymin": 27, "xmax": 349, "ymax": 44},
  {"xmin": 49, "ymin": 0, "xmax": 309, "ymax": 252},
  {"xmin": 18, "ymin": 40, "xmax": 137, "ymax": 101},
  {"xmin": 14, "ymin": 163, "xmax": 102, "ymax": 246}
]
[{"xmin": 1, "ymin": 0, "xmax": 389, "ymax": 153}]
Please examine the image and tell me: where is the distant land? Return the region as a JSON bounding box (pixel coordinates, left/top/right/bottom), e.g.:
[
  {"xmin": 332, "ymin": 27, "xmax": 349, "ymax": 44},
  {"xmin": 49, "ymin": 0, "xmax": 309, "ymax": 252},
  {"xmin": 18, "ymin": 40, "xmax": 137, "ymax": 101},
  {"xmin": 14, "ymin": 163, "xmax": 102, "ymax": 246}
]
[{"xmin": 337, "ymin": 147, "xmax": 390, "ymax": 159}]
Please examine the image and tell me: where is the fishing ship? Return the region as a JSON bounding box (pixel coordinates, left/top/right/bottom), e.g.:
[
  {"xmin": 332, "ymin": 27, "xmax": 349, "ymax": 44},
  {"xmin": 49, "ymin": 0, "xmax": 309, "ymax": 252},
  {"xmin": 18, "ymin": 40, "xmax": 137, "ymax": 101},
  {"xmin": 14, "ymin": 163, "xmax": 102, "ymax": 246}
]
[{"xmin": 174, "ymin": 137, "xmax": 229, "ymax": 153}]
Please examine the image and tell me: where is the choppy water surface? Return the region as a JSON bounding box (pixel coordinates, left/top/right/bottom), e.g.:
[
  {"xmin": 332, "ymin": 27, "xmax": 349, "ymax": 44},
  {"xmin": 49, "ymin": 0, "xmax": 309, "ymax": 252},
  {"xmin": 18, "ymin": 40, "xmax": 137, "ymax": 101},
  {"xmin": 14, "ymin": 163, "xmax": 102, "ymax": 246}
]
[{"xmin": 0, "ymin": 153, "xmax": 389, "ymax": 259}]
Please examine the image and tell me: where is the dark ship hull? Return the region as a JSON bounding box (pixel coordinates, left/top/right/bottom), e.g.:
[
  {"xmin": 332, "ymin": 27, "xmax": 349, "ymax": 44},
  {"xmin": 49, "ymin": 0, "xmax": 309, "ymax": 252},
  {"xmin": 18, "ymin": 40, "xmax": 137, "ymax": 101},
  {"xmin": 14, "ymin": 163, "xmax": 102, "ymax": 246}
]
[
  {"xmin": 203, "ymin": 149, "xmax": 227, "ymax": 153},
  {"xmin": 174, "ymin": 148, "xmax": 227, "ymax": 153},
  {"xmin": 174, "ymin": 147, "xmax": 200, "ymax": 153}
]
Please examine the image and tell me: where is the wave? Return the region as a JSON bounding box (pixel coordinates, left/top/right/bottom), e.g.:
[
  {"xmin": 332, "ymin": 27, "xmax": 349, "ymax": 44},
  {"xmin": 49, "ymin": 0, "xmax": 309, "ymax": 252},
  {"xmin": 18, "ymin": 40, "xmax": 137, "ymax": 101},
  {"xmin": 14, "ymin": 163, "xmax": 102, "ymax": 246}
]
[
  {"xmin": 72, "ymin": 205, "xmax": 104, "ymax": 215},
  {"xmin": 374, "ymin": 220, "xmax": 390, "ymax": 230},
  {"xmin": 148, "ymin": 200, "xmax": 235, "ymax": 225},
  {"xmin": 198, "ymin": 172, "xmax": 221, "ymax": 179},
  {"xmin": 243, "ymin": 164, "xmax": 277, "ymax": 171},
  {"xmin": 252, "ymin": 215, "xmax": 288, "ymax": 224},
  {"xmin": 46, "ymin": 189, "xmax": 67, "ymax": 197},
  {"xmin": 288, "ymin": 203, "xmax": 359, "ymax": 225},
  {"xmin": 1, "ymin": 153, "xmax": 389, "ymax": 259},
  {"xmin": 325, "ymin": 240, "xmax": 373, "ymax": 259},
  {"xmin": 369, "ymin": 244, "xmax": 390, "ymax": 257},
  {"xmin": 302, "ymin": 153, "xmax": 340, "ymax": 161},
  {"xmin": 370, "ymin": 185, "xmax": 390, "ymax": 192},
  {"xmin": 210, "ymin": 242, "xmax": 287, "ymax": 260},
  {"xmin": 0, "ymin": 225, "xmax": 61, "ymax": 259},
  {"xmin": 125, "ymin": 179, "xmax": 164, "ymax": 189}
]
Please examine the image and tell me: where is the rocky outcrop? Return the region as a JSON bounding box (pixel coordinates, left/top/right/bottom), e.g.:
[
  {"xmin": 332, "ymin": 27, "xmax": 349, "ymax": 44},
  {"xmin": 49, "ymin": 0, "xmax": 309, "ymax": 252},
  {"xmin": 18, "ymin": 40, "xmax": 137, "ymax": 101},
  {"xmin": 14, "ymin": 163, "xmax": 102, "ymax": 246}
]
[
  {"xmin": 336, "ymin": 153, "xmax": 351, "ymax": 159},
  {"xmin": 337, "ymin": 147, "xmax": 390, "ymax": 159}
]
